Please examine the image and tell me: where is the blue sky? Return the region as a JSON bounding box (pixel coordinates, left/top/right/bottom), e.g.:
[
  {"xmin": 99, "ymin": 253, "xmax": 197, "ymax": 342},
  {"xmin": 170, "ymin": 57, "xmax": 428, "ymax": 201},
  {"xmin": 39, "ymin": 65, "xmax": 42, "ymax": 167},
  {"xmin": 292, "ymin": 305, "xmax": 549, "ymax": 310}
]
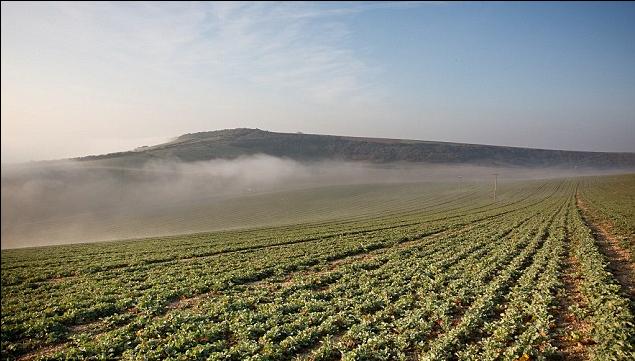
[{"xmin": 2, "ymin": 1, "xmax": 634, "ymax": 162}]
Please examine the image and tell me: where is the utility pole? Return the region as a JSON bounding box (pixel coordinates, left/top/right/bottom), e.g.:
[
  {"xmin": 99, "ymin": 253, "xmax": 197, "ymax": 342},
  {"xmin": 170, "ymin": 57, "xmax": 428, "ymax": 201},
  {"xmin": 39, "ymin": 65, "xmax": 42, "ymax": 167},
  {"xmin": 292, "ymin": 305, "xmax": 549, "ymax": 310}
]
[
  {"xmin": 458, "ymin": 176, "xmax": 463, "ymax": 192},
  {"xmin": 492, "ymin": 173, "xmax": 498, "ymax": 201},
  {"xmin": 120, "ymin": 167, "xmax": 124, "ymax": 202}
]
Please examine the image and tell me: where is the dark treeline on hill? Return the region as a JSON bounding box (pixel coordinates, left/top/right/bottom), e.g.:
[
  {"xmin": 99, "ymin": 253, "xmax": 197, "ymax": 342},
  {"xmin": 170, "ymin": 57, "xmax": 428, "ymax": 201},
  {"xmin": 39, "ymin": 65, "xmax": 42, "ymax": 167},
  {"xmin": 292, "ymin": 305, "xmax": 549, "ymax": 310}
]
[{"xmin": 78, "ymin": 128, "xmax": 635, "ymax": 169}]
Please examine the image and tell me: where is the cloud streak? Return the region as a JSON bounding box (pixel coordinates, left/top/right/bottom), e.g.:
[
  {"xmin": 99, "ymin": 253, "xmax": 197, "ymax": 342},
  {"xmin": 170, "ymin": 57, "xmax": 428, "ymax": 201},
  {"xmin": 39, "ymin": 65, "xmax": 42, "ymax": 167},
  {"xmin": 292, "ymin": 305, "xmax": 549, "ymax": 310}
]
[
  {"xmin": 3, "ymin": 1, "xmax": 437, "ymax": 162},
  {"xmin": 19, "ymin": 1, "xmax": 421, "ymax": 104}
]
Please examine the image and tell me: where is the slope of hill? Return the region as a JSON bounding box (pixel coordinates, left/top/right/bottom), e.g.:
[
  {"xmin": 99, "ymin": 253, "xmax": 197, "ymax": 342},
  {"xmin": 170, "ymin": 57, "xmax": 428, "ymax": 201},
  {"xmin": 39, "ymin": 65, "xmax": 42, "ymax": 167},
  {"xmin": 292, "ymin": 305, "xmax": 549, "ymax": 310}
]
[
  {"xmin": 78, "ymin": 128, "xmax": 635, "ymax": 168},
  {"xmin": 1, "ymin": 182, "xmax": 482, "ymax": 248}
]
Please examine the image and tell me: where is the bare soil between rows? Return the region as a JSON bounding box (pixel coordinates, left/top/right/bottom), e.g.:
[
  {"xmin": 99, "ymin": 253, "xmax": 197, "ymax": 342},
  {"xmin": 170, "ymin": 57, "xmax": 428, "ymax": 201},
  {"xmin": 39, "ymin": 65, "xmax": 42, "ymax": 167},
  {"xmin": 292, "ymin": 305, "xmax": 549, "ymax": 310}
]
[{"xmin": 576, "ymin": 195, "xmax": 635, "ymax": 302}]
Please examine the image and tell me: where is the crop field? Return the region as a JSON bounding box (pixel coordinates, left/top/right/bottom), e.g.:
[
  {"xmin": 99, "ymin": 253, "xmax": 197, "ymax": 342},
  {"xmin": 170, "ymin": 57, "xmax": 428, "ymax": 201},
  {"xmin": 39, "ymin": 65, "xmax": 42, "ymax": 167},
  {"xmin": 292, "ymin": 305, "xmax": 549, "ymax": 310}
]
[
  {"xmin": 2, "ymin": 181, "xmax": 487, "ymax": 248},
  {"xmin": 1, "ymin": 175, "xmax": 634, "ymax": 360}
]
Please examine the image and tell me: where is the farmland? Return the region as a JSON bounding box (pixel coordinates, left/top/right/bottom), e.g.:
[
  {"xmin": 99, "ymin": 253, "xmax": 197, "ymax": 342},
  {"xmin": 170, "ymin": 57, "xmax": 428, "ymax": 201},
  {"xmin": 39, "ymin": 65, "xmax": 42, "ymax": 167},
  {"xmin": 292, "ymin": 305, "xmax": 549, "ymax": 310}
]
[{"xmin": 1, "ymin": 175, "xmax": 634, "ymax": 360}]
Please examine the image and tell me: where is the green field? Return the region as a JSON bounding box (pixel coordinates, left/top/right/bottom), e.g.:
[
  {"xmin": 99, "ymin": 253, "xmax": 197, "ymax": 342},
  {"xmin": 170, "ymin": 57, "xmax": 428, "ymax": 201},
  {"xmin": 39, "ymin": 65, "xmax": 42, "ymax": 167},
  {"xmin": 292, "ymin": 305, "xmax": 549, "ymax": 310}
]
[{"xmin": 1, "ymin": 175, "xmax": 634, "ymax": 360}]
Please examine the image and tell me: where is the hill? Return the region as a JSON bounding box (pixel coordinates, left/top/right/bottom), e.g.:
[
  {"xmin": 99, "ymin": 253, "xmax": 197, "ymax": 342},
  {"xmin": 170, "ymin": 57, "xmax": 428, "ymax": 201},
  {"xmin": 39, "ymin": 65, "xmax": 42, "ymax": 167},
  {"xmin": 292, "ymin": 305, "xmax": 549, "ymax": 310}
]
[{"xmin": 77, "ymin": 128, "xmax": 635, "ymax": 169}]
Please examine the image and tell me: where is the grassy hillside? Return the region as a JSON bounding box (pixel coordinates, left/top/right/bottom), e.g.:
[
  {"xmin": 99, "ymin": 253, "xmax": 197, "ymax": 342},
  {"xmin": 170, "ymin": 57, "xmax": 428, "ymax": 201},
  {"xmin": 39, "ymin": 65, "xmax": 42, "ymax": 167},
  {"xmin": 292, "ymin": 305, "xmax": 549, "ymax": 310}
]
[{"xmin": 78, "ymin": 128, "xmax": 635, "ymax": 169}]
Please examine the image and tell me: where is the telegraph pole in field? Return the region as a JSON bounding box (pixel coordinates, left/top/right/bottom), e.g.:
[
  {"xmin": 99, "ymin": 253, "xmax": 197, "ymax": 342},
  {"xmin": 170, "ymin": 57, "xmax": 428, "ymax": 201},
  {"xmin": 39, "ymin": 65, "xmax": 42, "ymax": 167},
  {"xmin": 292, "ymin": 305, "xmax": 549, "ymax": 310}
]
[
  {"xmin": 120, "ymin": 167, "xmax": 124, "ymax": 202},
  {"xmin": 458, "ymin": 176, "xmax": 463, "ymax": 192},
  {"xmin": 492, "ymin": 173, "xmax": 498, "ymax": 201}
]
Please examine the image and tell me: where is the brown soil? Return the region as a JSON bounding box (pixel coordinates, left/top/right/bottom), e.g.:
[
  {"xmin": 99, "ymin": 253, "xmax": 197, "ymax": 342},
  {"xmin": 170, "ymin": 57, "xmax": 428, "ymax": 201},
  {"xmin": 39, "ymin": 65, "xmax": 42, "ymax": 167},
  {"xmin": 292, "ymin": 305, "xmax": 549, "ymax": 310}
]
[
  {"xmin": 167, "ymin": 291, "xmax": 221, "ymax": 310},
  {"xmin": 550, "ymin": 239, "xmax": 592, "ymax": 361},
  {"xmin": 576, "ymin": 195, "xmax": 635, "ymax": 302},
  {"xmin": 69, "ymin": 319, "xmax": 104, "ymax": 334},
  {"xmin": 17, "ymin": 343, "xmax": 68, "ymax": 361}
]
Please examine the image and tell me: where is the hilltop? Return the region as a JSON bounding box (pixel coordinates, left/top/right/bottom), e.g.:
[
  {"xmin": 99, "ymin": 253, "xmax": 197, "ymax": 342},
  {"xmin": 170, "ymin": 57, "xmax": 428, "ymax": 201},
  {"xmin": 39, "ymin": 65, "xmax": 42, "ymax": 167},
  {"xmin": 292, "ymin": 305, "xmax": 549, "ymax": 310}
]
[{"xmin": 76, "ymin": 128, "xmax": 635, "ymax": 169}]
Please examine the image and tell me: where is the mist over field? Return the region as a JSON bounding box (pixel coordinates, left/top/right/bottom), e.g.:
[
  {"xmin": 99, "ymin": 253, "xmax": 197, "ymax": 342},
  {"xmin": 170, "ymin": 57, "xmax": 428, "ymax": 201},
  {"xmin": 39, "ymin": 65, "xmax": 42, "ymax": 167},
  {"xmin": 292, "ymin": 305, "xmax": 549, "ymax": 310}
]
[
  {"xmin": 1, "ymin": 154, "xmax": 628, "ymax": 249},
  {"xmin": 3, "ymin": 3, "xmax": 635, "ymax": 360}
]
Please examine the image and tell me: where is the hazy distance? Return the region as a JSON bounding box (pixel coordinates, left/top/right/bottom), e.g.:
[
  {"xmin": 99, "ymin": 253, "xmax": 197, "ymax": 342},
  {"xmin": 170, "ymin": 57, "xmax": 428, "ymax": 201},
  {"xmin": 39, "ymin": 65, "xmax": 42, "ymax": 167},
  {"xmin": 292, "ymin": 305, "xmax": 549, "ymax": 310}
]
[
  {"xmin": 2, "ymin": 2, "xmax": 635, "ymax": 248},
  {"xmin": 2, "ymin": 152, "xmax": 631, "ymax": 249}
]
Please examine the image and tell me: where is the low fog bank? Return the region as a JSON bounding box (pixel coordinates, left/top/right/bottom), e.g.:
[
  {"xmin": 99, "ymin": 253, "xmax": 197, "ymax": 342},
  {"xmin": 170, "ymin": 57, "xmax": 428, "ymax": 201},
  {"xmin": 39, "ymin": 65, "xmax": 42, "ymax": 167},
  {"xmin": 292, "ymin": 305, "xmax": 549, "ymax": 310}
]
[{"xmin": 2, "ymin": 154, "xmax": 631, "ymax": 249}]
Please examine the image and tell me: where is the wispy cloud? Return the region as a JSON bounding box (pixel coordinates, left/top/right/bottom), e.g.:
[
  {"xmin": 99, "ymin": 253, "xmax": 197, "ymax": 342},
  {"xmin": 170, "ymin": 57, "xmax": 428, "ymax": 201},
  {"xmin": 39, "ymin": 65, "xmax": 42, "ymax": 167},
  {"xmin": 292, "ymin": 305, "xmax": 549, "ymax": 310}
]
[
  {"xmin": 1, "ymin": 1, "xmax": 440, "ymax": 161},
  {"xmin": 208, "ymin": 2, "xmax": 370, "ymax": 102},
  {"xmin": 197, "ymin": 2, "xmax": 437, "ymax": 103},
  {"xmin": 12, "ymin": 2, "xmax": 430, "ymax": 104}
]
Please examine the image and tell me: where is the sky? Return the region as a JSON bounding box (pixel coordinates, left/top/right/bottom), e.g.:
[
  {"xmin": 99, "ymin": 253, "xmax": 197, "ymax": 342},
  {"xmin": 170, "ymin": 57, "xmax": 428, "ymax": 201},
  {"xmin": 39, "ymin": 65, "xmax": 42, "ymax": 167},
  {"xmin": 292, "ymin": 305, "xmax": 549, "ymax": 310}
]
[{"xmin": 2, "ymin": 1, "xmax": 634, "ymax": 162}]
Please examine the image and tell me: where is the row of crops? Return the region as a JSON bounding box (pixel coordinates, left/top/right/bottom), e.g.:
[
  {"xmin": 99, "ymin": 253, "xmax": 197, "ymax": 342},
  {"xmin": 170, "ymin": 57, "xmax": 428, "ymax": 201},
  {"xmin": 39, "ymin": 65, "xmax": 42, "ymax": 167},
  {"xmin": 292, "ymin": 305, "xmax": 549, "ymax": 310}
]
[
  {"xmin": 577, "ymin": 175, "xmax": 635, "ymax": 260},
  {"xmin": 1, "ymin": 175, "xmax": 634, "ymax": 360}
]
